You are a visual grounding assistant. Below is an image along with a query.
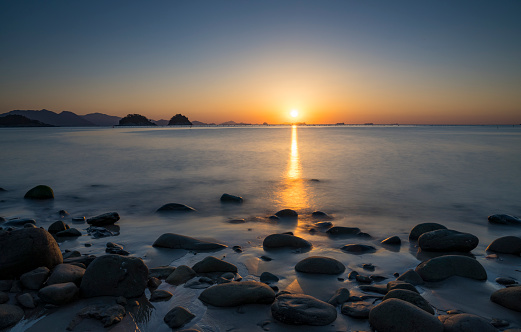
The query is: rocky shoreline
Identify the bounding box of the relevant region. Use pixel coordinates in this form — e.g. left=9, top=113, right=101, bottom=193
left=1, top=185, right=521, bottom=331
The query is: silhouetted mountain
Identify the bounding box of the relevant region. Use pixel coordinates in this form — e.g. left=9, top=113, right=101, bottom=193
left=168, top=114, right=192, bottom=125
left=0, top=114, right=54, bottom=127
left=82, top=113, right=121, bottom=126
left=220, top=120, right=251, bottom=125
left=153, top=119, right=169, bottom=126
left=118, top=114, right=156, bottom=126
left=1, top=109, right=95, bottom=126
left=191, top=120, right=207, bottom=125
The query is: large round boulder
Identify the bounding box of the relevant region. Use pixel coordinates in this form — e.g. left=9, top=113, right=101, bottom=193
left=490, top=286, right=521, bottom=312
left=263, top=234, right=311, bottom=249
left=418, top=229, right=478, bottom=252
left=153, top=233, right=226, bottom=251
left=415, top=255, right=487, bottom=282
left=0, top=304, right=24, bottom=329
left=199, top=281, right=275, bottom=307
left=438, top=313, right=497, bottom=332
left=486, top=236, right=521, bottom=255
left=271, top=293, right=337, bottom=326
left=409, top=223, right=447, bottom=240
left=24, top=185, right=54, bottom=199
left=192, top=256, right=237, bottom=273
left=0, top=227, right=62, bottom=279
left=369, top=298, right=443, bottom=332
left=295, top=256, right=345, bottom=275
left=80, top=255, right=148, bottom=298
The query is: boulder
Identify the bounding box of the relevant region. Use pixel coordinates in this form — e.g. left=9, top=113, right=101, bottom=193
left=149, top=266, right=176, bottom=279
left=86, top=212, right=120, bottom=226
left=383, top=289, right=434, bottom=314
left=150, top=289, right=173, bottom=302
left=164, top=306, right=195, bottom=329
left=0, top=304, right=24, bottom=329
left=153, top=233, right=227, bottom=251
left=418, top=229, right=478, bottom=252
left=38, top=282, right=79, bottom=305
left=326, top=226, right=360, bottom=236
left=295, top=256, right=345, bottom=275
left=387, top=280, right=419, bottom=293
left=220, top=193, right=243, bottom=203
left=271, top=293, right=337, bottom=326
left=24, top=185, right=54, bottom=199
left=488, top=214, right=521, bottom=225
left=490, top=286, right=521, bottom=312
left=0, top=227, right=62, bottom=279
left=381, top=236, right=401, bottom=245
left=199, top=281, right=275, bottom=307
left=17, top=293, right=35, bottom=308
left=486, top=236, right=521, bottom=255
left=80, top=255, right=148, bottom=298
left=260, top=272, right=279, bottom=284
left=192, top=256, right=237, bottom=273
left=415, top=255, right=487, bottom=282
left=47, top=263, right=85, bottom=285
left=263, top=234, right=311, bottom=249
left=496, top=277, right=517, bottom=285
left=341, top=244, right=376, bottom=254
left=328, top=288, right=350, bottom=306
left=409, top=223, right=447, bottom=240
left=438, top=313, right=497, bottom=332
left=341, top=301, right=373, bottom=318
left=20, top=266, right=50, bottom=290
left=156, top=203, right=196, bottom=213
left=311, top=211, right=332, bottom=220
left=48, top=220, right=69, bottom=234
left=369, top=298, right=443, bottom=332
left=396, top=269, right=424, bottom=285
left=165, top=265, right=196, bottom=285
left=274, top=209, right=298, bottom=218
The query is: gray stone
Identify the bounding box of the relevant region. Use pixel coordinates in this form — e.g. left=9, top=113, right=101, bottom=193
left=488, top=214, right=521, bottom=225
left=149, top=266, right=176, bottom=279
left=150, top=289, right=173, bottom=302
left=260, top=272, right=279, bottom=284
left=438, top=313, right=497, bottom=332
left=80, top=255, right=148, bottom=298
left=220, top=193, right=243, bottom=203
left=20, top=266, right=50, bottom=290
left=295, top=256, right=345, bottom=275
left=48, top=220, right=69, bottom=234
left=387, top=280, right=419, bottom=293
left=327, top=226, right=360, bottom=235
left=156, top=203, right=196, bottom=213
left=165, top=265, right=196, bottom=285
left=77, top=304, right=126, bottom=327
left=47, top=263, right=85, bottom=285
left=396, top=269, right=425, bottom=285
left=0, top=304, right=24, bottom=329
left=38, top=282, right=79, bottom=305
left=369, top=298, right=443, bottom=332
left=415, top=255, right=487, bottom=282
left=199, top=281, right=275, bottom=307
left=486, top=236, right=521, bottom=255
left=17, top=293, right=35, bottom=309
left=164, top=306, right=195, bottom=329
left=490, top=286, right=521, bottom=312
left=341, top=301, right=373, bottom=318
left=409, top=223, right=447, bottom=240
left=0, top=227, right=62, bottom=279
left=192, top=256, right=237, bottom=273
left=381, top=236, right=401, bottom=245
left=86, top=212, right=120, bottom=226
left=341, top=244, right=376, bottom=254
left=418, top=229, right=478, bottom=252
left=153, top=233, right=226, bottom=251
left=56, top=228, right=82, bottom=237
left=271, top=293, right=337, bottom=326
left=383, top=289, right=434, bottom=314
left=328, top=288, right=350, bottom=306
left=24, top=185, right=54, bottom=199
left=274, top=209, right=298, bottom=218
left=263, top=234, right=311, bottom=249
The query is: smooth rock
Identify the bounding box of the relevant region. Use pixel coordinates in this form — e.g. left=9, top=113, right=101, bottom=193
left=199, top=281, right=275, bottom=307
left=387, top=281, right=418, bottom=293
left=77, top=304, right=126, bottom=327
left=396, top=269, right=425, bottom=285
left=383, top=289, right=434, bottom=314
left=263, top=234, right=311, bottom=249
left=490, top=286, right=521, bottom=312
left=271, top=293, right=337, bottom=326
left=369, top=298, right=443, bottom=332
left=438, top=313, right=497, bottom=332
left=156, top=203, right=196, bottom=213
left=48, top=220, right=69, bottom=234
left=150, top=289, right=173, bottom=302
left=220, top=193, right=243, bottom=203
left=0, top=227, right=62, bottom=279
left=38, top=282, right=79, bottom=305
left=20, top=266, right=50, bottom=290
left=359, top=285, right=387, bottom=294
left=56, top=228, right=82, bottom=237
left=153, top=233, right=227, bottom=251
left=418, top=229, right=478, bottom=252
left=165, top=265, right=196, bottom=285
left=327, top=226, right=360, bottom=236
left=3, top=218, right=36, bottom=227
left=275, top=209, right=298, bottom=218
left=80, top=255, right=148, bottom=298
left=17, top=293, right=35, bottom=308
left=295, top=256, right=345, bottom=275
left=356, top=275, right=373, bottom=284
left=47, top=263, right=85, bottom=285
left=149, top=266, right=176, bottom=279
left=341, top=244, right=376, bottom=254
left=0, top=304, right=24, bottom=329
left=341, top=301, right=373, bottom=318
left=488, top=214, right=521, bottom=225
left=86, top=226, right=117, bottom=238
left=328, top=288, right=350, bottom=306
left=496, top=277, right=517, bottom=285
left=381, top=236, right=401, bottom=245
left=260, top=272, right=279, bottom=284
left=148, top=276, right=161, bottom=289
left=415, top=255, right=487, bottom=282
left=192, top=256, right=238, bottom=273
left=164, top=306, right=195, bottom=329
left=409, top=223, right=447, bottom=240
left=86, top=212, right=120, bottom=226
left=24, top=185, right=54, bottom=199
left=486, top=236, right=521, bottom=255
left=311, top=211, right=332, bottom=220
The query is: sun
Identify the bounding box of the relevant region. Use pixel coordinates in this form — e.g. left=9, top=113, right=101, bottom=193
left=290, top=109, right=299, bottom=118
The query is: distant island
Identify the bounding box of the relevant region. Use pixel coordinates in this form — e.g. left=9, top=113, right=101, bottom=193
left=118, top=114, right=157, bottom=126
left=168, top=114, right=192, bottom=125
left=0, top=114, right=54, bottom=127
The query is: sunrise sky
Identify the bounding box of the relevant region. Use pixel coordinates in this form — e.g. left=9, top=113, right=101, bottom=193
left=1, top=1, right=520, bottom=124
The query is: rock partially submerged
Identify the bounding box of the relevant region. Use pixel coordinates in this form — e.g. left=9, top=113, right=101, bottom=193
left=156, top=203, right=196, bottom=213
left=165, top=265, right=196, bottom=285
left=490, top=286, right=521, bottom=312
left=295, top=256, right=345, bottom=275
left=72, top=304, right=126, bottom=328
left=220, top=193, right=243, bottom=203
left=415, top=255, right=487, bottom=282
left=326, top=226, right=360, bottom=236
left=341, top=244, right=376, bottom=254
left=199, top=281, right=275, bottom=307
left=192, top=256, right=237, bottom=273
left=418, top=229, right=478, bottom=252
left=488, top=214, right=521, bottom=225
left=24, top=185, right=54, bottom=199
left=3, top=218, right=36, bottom=227
left=153, top=233, right=227, bottom=251
left=271, top=293, right=337, bottom=326
left=164, top=306, right=195, bottom=329
left=274, top=209, right=298, bottom=219
left=438, top=313, right=497, bottom=332
left=409, top=223, right=447, bottom=240
left=263, top=233, right=311, bottom=249
left=382, top=236, right=401, bottom=245
left=486, top=236, right=521, bottom=255
left=86, top=212, right=120, bottom=226
left=48, top=220, right=70, bottom=234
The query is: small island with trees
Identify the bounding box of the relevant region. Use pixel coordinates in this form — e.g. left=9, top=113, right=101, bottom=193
left=168, top=114, right=192, bottom=126
left=118, top=114, right=156, bottom=126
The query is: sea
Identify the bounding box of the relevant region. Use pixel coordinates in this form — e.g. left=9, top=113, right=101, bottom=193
left=1, top=125, right=521, bottom=331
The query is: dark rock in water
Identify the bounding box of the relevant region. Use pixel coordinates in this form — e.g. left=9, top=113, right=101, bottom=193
left=260, top=272, right=279, bottom=284
left=359, top=284, right=387, bottom=294
left=150, top=289, right=173, bottom=302
left=356, top=275, right=373, bottom=284
left=80, top=255, right=148, bottom=298
left=48, top=220, right=69, bottom=234
left=327, top=226, right=360, bottom=236
left=268, top=215, right=280, bottom=221
left=328, top=288, right=350, bottom=306
left=369, top=298, right=443, bottom=332
left=396, top=269, right=425, bottom=285
left=148, top=277, right=161, bottom=289
left=153, top=233, right=227, bottom=251
left=314, top=221, right=333, bottom=229
left=486, top=236, right=521, bottom=255
left=383, top=289, right=434, bottom=314
left=496, top=277, right=517, bottom=285
left=75, top=304, right=126, bottom=327
left=229, top=219, right=245, bottom=224
left=220, top=193, right=243, bottom=203
left=260, top=255, right=272, bottom=261
left=62, top=250, right=81, bottom=259
left=271, top=293, right=337, bottom=326
left=38, top=282, right=79, bottom=305
left=0, top=227, right=62, bottom=279
left=438, top=313, right=497, bottom=332
left=199, top=281, right=275, bottom=307
left=341, top=244, right=376, bottom=254
left=275, top=209, right=298, bottom=219
left=58, top=210, right=69, bottom=218
left=3, top=218, right=36, bottom=227
left=263, top=233, right=311, bottom=249
left=192, top=256, right=237, bottom=273
left=311, top=211, right=332, bottom=220
left=86, top=226, right=117, bottom=238
left=184, top=277, right=214, bottom=289
left=24, top=185, right=54, bottom=199
left=341, top=301, right=373, bottom=318
left=20, top=266, right=50, bottom=290
left=370, top=275, right=387, bottom=282
left=488, top=214, right=521, bottom=225
left=149, top=266, right=176, bottom=279
left=363, top=263, right=375, bottom=271
left=415, top=255, right=487, bottom=282
left=164, top=306, right=195, bottom=329
left=418, top=229, right=478, bottom=252
left=0, top=304, right=24, bottom=329
left=295, top=256, right=345, bottom=275
left=165, top=265, right=196, bottom=285
left=105, top=242, right=129, bottom=255
left=86, top=212, right=120, bottom=226
left=409, top=223, right=447, bottom=240
left=490, top=286, right=521, bottom=312
left=387, top=281, right=419, bottom=293
left=56, top=228, right=81, bottom=237
left=156, top=203, right=196, bottom=213
left=382, top=236, right=401, bottom=245
left=46, top=263, right=85, bottom=285
left=348, top=271, right=359, bottom=279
